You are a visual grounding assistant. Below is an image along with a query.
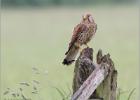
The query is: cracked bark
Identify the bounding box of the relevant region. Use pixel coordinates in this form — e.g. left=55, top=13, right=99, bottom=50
left=72, top=47, right=117, bottom=100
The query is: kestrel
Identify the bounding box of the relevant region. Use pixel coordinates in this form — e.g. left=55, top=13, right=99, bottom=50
left=62, top=13, right=97, bottom=65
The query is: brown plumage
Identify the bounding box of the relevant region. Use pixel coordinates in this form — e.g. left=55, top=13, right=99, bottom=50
left=63, top=13, right=97, bottom=65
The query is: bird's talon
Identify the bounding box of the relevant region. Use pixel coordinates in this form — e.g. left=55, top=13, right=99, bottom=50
left=85, top=44, right=89, bottom=48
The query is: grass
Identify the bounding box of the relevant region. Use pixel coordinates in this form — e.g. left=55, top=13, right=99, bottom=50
left=1, top=5, right=139, bottom=100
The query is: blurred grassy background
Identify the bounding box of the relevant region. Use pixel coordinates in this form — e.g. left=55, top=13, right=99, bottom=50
left=1, top=0, right=139, bottom=100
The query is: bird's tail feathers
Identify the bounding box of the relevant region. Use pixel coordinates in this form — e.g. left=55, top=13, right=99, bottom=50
left=63, top=45, right=80, bottom=65
left=65, top=44, right=73, bottom=55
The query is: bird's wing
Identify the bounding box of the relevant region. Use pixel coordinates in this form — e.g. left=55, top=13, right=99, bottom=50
left=65, top=24, right=88, bottom=55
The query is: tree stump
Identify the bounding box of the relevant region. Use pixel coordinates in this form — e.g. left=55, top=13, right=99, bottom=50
left=72, top=47, right=117, bottom=100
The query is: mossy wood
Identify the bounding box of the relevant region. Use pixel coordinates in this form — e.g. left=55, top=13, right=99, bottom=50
left=72, top=47, right=117, bottom=100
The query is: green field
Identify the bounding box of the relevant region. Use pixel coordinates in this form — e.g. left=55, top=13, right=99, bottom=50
left=1, top=5, right=139, bottom=100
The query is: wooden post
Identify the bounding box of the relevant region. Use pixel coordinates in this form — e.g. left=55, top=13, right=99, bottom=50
left=72, top=47, right=117, bottom=100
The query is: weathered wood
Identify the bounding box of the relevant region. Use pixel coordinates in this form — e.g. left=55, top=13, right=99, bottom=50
left=72, top=47, right=117, bottom=100
left=96, top=50, right=117, bottom=100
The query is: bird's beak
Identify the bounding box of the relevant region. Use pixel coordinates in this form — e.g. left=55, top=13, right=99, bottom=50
left=82, top=15, right=86, bottom=20
left=84, top=16, right=86, bottom=19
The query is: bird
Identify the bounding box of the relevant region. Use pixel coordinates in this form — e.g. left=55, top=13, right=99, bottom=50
left=62, top=13, right=97, bottom=65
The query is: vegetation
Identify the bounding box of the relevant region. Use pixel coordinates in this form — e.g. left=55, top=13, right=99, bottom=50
left=2, top=0, right=137, bottom=7
left=1, top=5, right=139, bottom=100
